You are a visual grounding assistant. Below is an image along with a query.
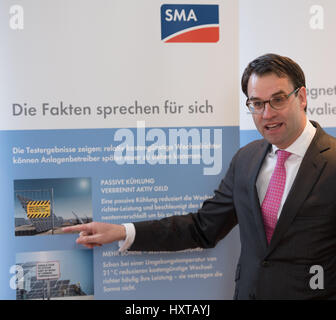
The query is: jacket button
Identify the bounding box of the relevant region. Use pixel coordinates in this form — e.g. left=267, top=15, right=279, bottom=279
left=261, top=260, right=270, bottom=267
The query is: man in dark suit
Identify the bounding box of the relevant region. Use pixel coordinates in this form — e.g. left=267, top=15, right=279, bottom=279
left=64, top=54, right=336, bottom=299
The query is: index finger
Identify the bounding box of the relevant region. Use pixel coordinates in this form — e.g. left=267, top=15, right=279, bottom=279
left=62, top=223, right=92, bottom=234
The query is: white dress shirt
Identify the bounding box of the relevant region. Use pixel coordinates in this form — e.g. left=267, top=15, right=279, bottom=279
left=118, top=223, right=136, bottom=252
left=119, top=119, right=317, bottom=251
left=256, top=118, right=316, bottom=219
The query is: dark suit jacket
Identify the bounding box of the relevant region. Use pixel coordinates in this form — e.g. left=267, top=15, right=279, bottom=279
left=130, top=121, right=336, bottom=299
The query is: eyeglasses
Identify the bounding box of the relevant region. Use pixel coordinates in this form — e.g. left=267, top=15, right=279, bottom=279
left=246, top=87, right=300, bottom=114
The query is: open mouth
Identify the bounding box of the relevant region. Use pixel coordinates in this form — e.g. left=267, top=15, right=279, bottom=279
left=265, top=123, right=283, bottom=131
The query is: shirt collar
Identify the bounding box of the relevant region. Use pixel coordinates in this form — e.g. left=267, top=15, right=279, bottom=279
left=271, top=118, right=316, bottom=157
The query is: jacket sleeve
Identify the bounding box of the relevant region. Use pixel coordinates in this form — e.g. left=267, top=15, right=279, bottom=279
left=130, top=155, right=239, bottom=252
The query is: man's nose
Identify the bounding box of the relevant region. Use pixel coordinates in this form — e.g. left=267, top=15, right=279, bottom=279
left=262, top=102, right=276, bottom=119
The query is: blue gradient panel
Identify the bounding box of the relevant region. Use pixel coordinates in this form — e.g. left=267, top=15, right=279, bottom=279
left=0, top=126, right=240, bottom=299
left=324, top=127, right=336, bottom=137
left=240, top=129, right=263, bottom=147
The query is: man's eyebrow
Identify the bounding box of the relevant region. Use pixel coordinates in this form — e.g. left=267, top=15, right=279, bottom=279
left=271, top=90, right=287, bottom=96
left=248, top=90, right=287, bottom=100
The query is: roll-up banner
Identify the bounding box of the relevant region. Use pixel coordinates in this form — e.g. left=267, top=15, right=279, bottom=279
left=240, top=0, right=336, bottom=146
left=1, top=1, right=240, bottom=299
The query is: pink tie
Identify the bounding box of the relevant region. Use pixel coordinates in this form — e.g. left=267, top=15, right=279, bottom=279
left=261, top=150, right=291, bottom=244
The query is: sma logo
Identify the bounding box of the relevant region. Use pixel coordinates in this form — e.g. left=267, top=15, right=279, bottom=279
left=161, top=4, right=219, bottom=43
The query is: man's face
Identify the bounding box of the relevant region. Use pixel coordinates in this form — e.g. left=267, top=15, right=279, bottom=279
left=247, top=73, right=307, bottom=149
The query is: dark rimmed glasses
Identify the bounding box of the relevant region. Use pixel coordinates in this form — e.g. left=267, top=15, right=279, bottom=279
left=246, top=87, right=300, bottom=114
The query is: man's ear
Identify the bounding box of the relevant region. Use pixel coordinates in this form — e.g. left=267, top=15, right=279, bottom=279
left=298, top=86, right=307, bottom=111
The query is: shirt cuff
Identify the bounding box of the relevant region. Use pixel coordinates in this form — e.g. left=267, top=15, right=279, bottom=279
left=118, top=223, right=136, bottom=252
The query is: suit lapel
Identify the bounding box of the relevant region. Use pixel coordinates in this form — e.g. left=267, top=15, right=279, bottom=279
left=266, top=123, right=330, bottom=256
left=248, top=140, right=270, bottom=251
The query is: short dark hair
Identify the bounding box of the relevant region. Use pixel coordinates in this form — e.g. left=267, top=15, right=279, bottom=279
left=241, top=53, right=306, bottom=97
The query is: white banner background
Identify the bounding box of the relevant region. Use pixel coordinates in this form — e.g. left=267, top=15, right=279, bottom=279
left=0, top=0, right=240, bottom=300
